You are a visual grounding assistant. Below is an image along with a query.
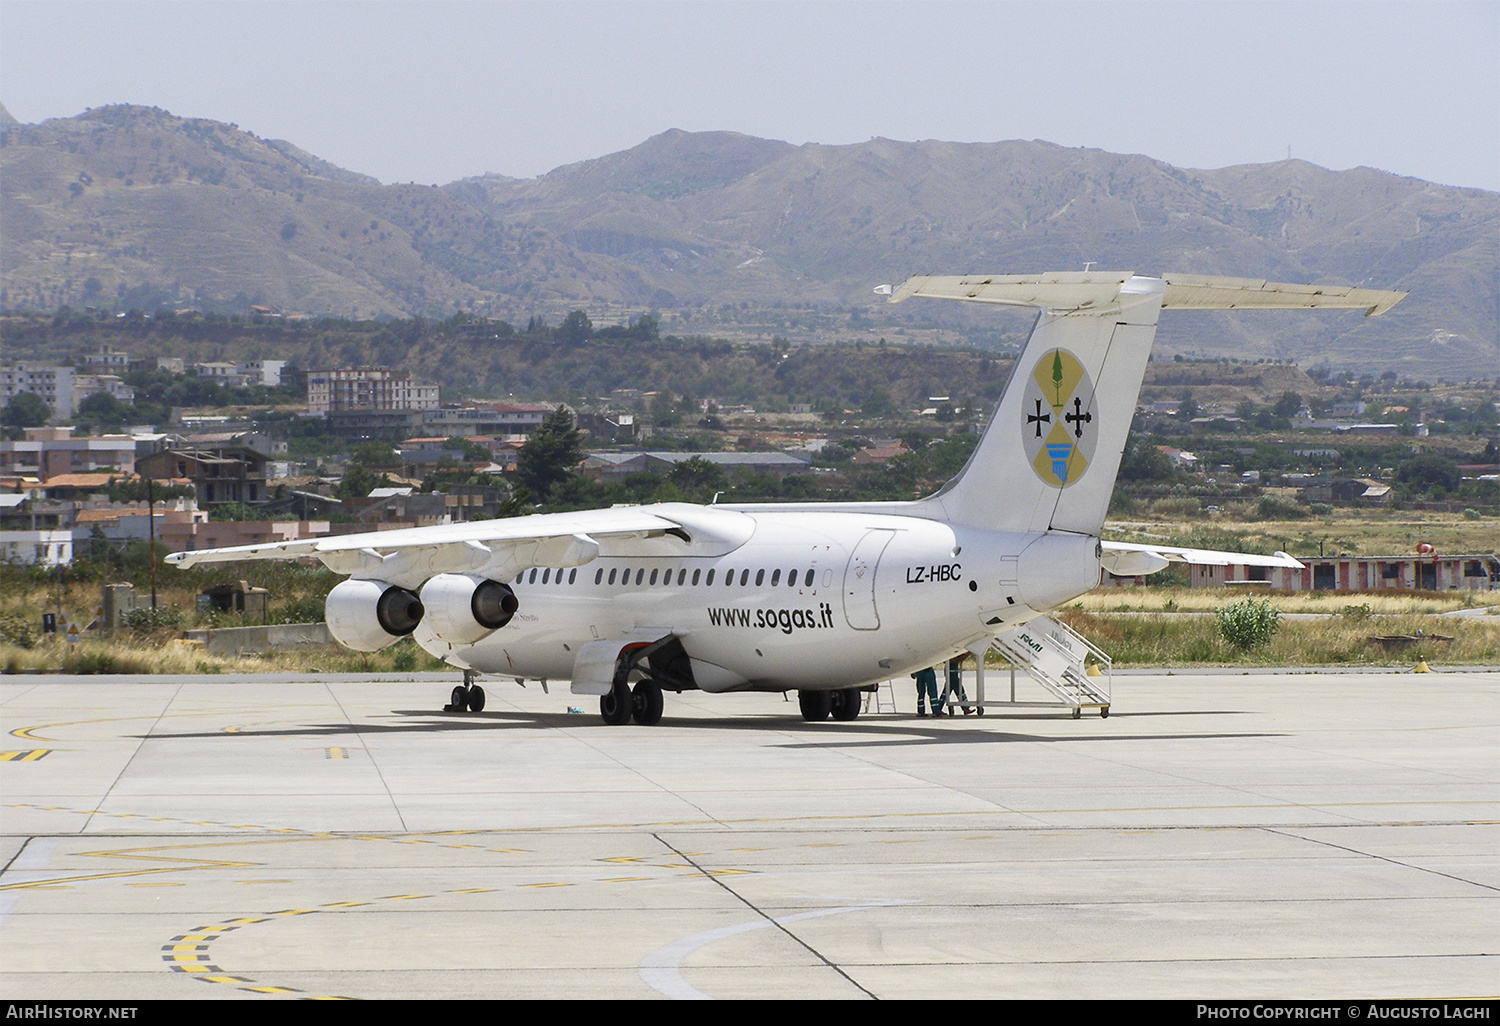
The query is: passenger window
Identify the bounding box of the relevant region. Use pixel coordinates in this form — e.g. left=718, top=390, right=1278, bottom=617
left=570, top=569, right=577, bottom=584
left=529, top=568, right=538, bottom=584
left=805, top=569, right=814, bottom=587
left=595, top=568, right=603, bottom=585
left=677, top=568, right=687, bottom=586
left=705, top=569, right=715, bottom=586
left=635, top=568, right=645, bottom=586
left=788, top=568, right=797, bottom=587
left=725, top=569, right=734, bottom=587
left=692, top=569, right=701, bottom=586
left=649, top=568, right=659, bottom=585
left=542, top=568, right=551, bottom=584
left=771, top=569, right=781, bottom=586
left=608, top=568, right=617, bottom=585
left=740, top=569, right=749, bottom=587
left=755, top=569, right=765, bottom=586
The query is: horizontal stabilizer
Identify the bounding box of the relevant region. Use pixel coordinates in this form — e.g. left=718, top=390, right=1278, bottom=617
left=1160, top=274, right=1406, bottom=316
left=1101, top=540, right=1305, bottom=577
left=887, top=272, right=1405, bottom=316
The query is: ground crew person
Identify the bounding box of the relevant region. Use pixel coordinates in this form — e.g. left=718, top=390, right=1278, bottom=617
left=947, top=655, right=973, bottom=715
left=913, top=666, right=939, bottom=716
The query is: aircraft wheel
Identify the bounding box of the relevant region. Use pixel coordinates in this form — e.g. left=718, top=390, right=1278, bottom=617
left=830, top=687, right=862, bottom=721
left=468, top=685, right=485, bottom=713
left=600, top=681, right=633, bottom=725
left=631, top=680, right=664, bottom=725
left=448, top=685, right=469, bottom=712
left=797, top=689, right=832, bottom=722
left=976, top=707, right=985, bottom=717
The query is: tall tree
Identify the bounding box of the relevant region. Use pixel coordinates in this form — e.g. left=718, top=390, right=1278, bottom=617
left=516, top=407, right=583, bottom=500
left=1, top=391, right=51, bottom=428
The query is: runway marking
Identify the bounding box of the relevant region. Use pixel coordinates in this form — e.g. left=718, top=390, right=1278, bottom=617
left=0, top=750, right=52, bottom=761
left=640, top=902, right=906, bottom=1000
left=0, top=838, right=264, bottom=890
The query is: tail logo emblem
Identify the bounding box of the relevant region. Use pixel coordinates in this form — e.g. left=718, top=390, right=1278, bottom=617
left=1022, top=348, right=1096, bottom=487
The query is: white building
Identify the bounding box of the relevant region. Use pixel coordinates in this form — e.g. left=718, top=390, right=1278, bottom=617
left=1, top=363, right=76, bottom=418
left=307, top=369, right=440, bottom=415
left=0, top=529, right=75, bottom=567
left=238, top=360, right=287, bottom=387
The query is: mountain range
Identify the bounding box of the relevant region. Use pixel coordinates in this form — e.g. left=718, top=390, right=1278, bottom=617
left=2, top=104, right=1494, bottom=377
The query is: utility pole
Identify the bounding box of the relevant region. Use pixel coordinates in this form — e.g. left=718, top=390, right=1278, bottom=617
left=146, top=475, right=158, bottom=611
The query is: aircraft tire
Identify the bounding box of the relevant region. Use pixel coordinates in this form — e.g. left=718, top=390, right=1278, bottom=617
left=449, top=685, right=469, bottom=712
left=830, top=687, right=862, bottom=721
left=468, top=685, right=485, bottom=713
left=798, top=690, right=832, bottom=722
left=631, top=680, right=664, bottom=725
left=600, top=681, right=633, bottom=725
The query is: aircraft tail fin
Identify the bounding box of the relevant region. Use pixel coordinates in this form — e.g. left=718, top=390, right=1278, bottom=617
left=888, top=272, right=1404, bottom=536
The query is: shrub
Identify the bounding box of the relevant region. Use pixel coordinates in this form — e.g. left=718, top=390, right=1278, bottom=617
left=1251, top=495, right=1307, bottom=520
left=0, top=612, right=37, bottom=649
left=1215, top=598, right=1281, bottom=649
left=121, top=606, right=183, bottom=635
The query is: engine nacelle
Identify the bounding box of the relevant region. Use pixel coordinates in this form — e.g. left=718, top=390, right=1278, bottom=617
left=325, top=578, right=425, bottom=652
left=418, top=573, right=518, bottom=645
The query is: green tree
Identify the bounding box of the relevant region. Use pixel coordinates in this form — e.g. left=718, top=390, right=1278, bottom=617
left=76, top=391, right=131, bottom=428
left=336, top=465, right=391, bottom=499
left=1397, top=453, right=1461, bottom=495
left=556, top=310, right=593, bottom=345
left=351, top=441, right=398, bottom=468
left=666, top=456, right=727, bottom=501
left=516, top=407, right=583, bottom=500
left=2, top=391, right=52, bottom=428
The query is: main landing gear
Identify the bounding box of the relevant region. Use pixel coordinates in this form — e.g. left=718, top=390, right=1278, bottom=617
left=799, top=688, right=864, bottom=722
left=600, top=679, right=664, bottom=725
left=444, top=670, right=486, bottom=713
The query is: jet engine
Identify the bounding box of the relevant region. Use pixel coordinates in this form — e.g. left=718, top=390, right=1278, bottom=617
left=324, top=578, right=425, bottom=652
left=418, top=573, right=518, bottom=645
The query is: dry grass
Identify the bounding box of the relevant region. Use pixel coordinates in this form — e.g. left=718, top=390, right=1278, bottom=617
left=1107, top=507, right=1499, bottom=560
left=1051, top=609, right=1500, bottom=668
left=0, top=634, right=445, bottom=676
left=1071, top=586, right=1493, bottom=615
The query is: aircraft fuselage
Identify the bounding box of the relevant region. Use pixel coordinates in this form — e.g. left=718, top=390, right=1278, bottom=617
left=420, top=509, right=1102, bottom=691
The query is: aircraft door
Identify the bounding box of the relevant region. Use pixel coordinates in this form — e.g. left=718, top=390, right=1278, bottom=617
left=842, top=529, right=895, bottom=630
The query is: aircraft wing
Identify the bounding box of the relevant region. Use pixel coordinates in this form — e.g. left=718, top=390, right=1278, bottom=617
left=165, top=506, right=725, bottom=589
left=1100, top=540, right=1305, bottom=577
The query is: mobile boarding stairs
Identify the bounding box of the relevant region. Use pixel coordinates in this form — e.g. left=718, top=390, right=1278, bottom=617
left=931, top=615, right=1111, bottom=718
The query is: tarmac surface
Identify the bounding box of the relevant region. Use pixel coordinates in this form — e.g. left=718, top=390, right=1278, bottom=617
left=2, top=668, right=1497, bottom=1000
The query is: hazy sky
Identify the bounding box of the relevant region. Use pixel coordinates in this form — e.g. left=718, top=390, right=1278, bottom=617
left=4, top=1, right=1497, bottom=191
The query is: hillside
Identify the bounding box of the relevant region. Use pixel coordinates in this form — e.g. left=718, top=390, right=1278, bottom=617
left=2, top=105, right=1495, bottom=377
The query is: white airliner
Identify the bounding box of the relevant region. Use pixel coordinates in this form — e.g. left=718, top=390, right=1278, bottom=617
left=169, top=272, right=1404, bottom=724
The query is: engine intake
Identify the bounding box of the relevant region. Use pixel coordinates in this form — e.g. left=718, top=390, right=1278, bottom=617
left=418, top=574, right=519, bottom=645
left=325, top=579, right=425, bottom=652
